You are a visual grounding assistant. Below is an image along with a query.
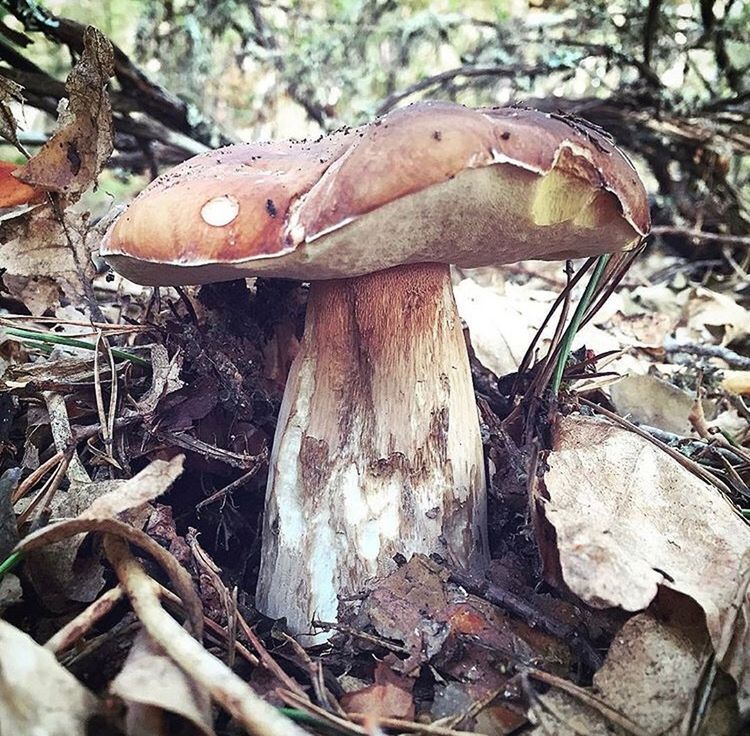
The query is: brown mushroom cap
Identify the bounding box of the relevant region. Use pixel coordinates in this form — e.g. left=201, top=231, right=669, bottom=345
left=101, top=102, right=650, bottom=285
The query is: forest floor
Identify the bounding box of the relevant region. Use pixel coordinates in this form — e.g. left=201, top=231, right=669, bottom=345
left=1, top=207, right=749, bottom=734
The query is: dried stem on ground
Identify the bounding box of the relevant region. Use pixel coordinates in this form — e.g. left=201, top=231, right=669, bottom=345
left=103, top=534, right=309, bottom=736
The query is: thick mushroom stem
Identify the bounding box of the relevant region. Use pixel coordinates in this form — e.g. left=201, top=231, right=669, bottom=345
left=256, top=262, right=487, bottom=643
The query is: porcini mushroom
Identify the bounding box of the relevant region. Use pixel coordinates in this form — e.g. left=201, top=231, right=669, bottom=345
left=101, top=102, right=650, bottom=643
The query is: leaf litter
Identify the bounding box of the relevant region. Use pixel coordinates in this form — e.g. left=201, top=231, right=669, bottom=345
left=1, top=25, right=750, bottom=736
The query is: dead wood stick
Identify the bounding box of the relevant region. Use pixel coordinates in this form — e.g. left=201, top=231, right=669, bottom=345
left=45, top=585, right=124, bottom=654
left=104, top=534, right=308, bottom=736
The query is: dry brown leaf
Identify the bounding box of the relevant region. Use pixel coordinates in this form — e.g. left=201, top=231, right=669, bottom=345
left=722, top=370, right=750, bottom=396
left=454, top=278, right=552, bottom=377
left=609, top=373, right=716, bottom=436
left=354, top=553, right=566, bottom=733
left=23, top=456, right=184, bottom=610
left=82, top=456, right=185, bottom=519
left=0, top=160, right=43, bottom=208
left=110, top=627, right=214, bottom=736
left=340, top=661, right=415, bottom=721
left=0, top=619, right=100, bottom=735
left=0, top=77, right=27, bottom=155
left=606, top=309, right=676, bottom=349
left=454, top=277, right=629, bottom=380
left=0, top=208, right=94, bottom=315
left=679, top=286, right=750, bottom=346
left=135, top=344, right=184, bottom=416
left=15, top=26, right=113, bottom=198
left=355, top=555, right=451, bottom=673
left=3, top=354, right=105, bottom=389
left=529, top=611, right=740, bottom=735
left=540, top=414, right=750, bottom=713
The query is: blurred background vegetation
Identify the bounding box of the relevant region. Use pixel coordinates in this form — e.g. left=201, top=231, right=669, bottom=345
left=0, top=0, right=748, bottom=245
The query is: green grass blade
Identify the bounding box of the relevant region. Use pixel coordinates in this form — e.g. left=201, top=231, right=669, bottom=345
left=3, top=327, right=150, bottom=368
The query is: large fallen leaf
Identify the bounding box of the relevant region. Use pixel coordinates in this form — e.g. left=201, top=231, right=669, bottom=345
left=15, top=26, right=113, bottom=198
left=454, top=278, right=553, bottom=377
left=609, top=373, right=716, bottom=436
left=530, top=611, right=740, bottom=735
left=539, top=414, right=750, bottom=713
left=0, top=619, right=100, bottom=735
left=110, top=627, right=214, bottom=736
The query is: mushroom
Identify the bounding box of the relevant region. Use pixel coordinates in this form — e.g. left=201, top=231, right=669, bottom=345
left=101, top=101, right=650, bottom=643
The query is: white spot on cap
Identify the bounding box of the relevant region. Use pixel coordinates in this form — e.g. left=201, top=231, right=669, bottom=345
left=289, top=222, right=306, bottom=245
left=200, top=195, right=239, bottom=227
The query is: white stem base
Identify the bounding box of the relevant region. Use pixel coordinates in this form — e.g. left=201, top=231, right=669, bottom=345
left=256, top=263, right=487, bottom=643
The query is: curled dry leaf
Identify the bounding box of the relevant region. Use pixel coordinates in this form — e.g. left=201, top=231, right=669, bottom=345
left=0, top=76, right=27, bottom=155
left=81, top=455, right=185, bottom=519
left=0, top=619, right=100, bottom=736
left=15, top=26, right=114, bottom=199
left=679, top=286, right=750, bottom=346
left=3, top=353, right=110, bottom=390
left=104, top=535, right=308, bottom=736
left=22, top=456, right=185, bottom=611
left=539, top=414, right=750, bottom=714
left=16, top=520, right=203, bottom=639
left=110, top=627, right=214, bottom=736
left=134, top=343, right=184, bottom=416
left=529, top=611, right=740, bottom=735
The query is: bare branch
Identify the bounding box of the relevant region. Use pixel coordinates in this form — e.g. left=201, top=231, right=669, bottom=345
left=376, top=63, right=564, bottom=116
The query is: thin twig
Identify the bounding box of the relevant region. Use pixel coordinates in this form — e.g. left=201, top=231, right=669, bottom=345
left=11, top=450, right=64, bottom=503
left=104, top=535, right=308, bottom=736
left=195, top=463, right=265, bottom=510
left=651, top=226, right=750, bottom=246
left=45, top=585, right=125, bottom=654
left=525, top=667, right=651, bottom=736
left=376, top=63, right=567, bottom=115
left=155, top=583, right=260, bottom=669
left=665, top=338, right=750, bottom=370
left=236, top=612, right=307, bottom=697
left=281, top=632, right=343, bottom=713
